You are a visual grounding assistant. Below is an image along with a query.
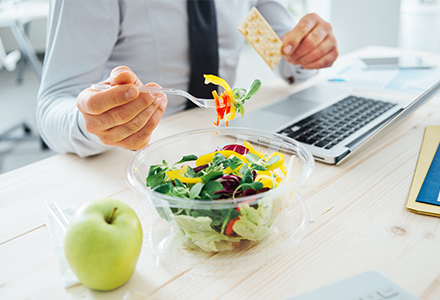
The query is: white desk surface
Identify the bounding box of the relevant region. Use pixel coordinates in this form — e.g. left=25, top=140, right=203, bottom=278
left=1, top=46, right=440, bottom=299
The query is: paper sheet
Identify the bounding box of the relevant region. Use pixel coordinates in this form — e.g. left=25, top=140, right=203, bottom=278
left=323, top=64, right=440, bottom=93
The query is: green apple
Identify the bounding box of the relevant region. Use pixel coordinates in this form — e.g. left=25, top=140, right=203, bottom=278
left=64, top=198, right=143, bottom=291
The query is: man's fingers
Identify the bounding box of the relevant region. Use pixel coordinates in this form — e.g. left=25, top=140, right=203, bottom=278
left=301, top=47, right=338, bottom=70
left=106, top=94, right=165, bottom=140
left=291, top=21, right=331, bottom=60
left=115, top=103, right=167, bottom=150
left=77, top=84, right=140, bottom=115
left=293, top=32, right=337, bottom=66
left=81, top=82, right=166, bottom=131
left=83, top=92, right=156, bottom=133
left=98, top=94, right=167, bottom=149
left=282, top=13, right=319, bottom=56
left=282, top=13, right=338, bottom=70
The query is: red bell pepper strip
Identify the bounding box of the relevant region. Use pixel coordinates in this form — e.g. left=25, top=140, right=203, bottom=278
left=225, top=208, right=241, bottom=237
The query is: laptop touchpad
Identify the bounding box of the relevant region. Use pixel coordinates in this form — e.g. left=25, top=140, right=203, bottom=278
left=229, top=110, right=292, bottom=131
left=266, top=97, right=320, bottom=118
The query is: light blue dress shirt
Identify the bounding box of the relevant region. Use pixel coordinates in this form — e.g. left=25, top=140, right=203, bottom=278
left=37, top=0, right=317, bottom=157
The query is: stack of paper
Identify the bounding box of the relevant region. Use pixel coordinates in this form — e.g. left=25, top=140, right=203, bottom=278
left=406, top=126, right=440, bottom=216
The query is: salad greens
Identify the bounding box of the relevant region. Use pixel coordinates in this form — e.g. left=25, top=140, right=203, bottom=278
left=145, top=142, right=288, bottom=252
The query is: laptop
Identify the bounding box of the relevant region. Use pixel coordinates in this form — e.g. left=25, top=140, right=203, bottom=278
left=286, top=271, right=419, bottom=300
left=229, top=80, right=440, bottom=165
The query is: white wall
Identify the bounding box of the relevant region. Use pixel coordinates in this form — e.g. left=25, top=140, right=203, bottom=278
left=304, top=0, right=402, bottom=55
left=399, top=1, right=440, bottom=52
left=1, top=0, right=438, bottom=57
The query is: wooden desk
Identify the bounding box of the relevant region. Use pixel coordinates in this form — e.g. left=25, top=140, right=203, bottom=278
left=1, top=47, right=440, bottom=299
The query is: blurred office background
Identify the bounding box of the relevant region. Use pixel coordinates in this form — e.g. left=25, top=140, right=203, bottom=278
left=1, top=0, right=439, bottom=174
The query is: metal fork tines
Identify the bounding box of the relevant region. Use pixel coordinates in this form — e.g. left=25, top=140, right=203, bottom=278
left=91, top=84, right=216, bottom=109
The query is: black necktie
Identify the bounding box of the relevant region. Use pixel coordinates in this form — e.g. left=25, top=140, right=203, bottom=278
left=186, top=0, right=219, bottom=109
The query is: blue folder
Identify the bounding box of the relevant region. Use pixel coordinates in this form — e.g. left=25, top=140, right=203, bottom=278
left=416, top=143, right=440, bottom=206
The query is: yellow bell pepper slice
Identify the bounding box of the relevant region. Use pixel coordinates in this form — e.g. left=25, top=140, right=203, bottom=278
left=204, top=74, right=234, bottom=101
left=243, top=140, right=265, bottom=158
left=279, top=164, right=287, bottom=176
left=196, top=150, right=246, bottom=166
left=265, top=152, right=285, bottom=171
left=166, top=165, right=202, bottom=183
left=225, top=107, right=237, bottom=122
left=255, top=173, right=275, bottom=189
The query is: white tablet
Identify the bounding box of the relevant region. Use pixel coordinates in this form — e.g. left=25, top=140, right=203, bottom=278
left=358, top=55, right=436, bottom=69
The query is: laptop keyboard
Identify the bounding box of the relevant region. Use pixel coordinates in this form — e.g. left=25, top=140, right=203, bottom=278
left=278, top=95, right=397, bottom=149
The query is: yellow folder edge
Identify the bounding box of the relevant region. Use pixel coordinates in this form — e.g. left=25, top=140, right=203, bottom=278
left=406, top=125, right=440, bottom=216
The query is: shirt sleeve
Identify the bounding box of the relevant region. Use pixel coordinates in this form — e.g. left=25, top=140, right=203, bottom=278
left=256, top=0, right=318, bottom=83
left=36, top=0, right=120, bottom=157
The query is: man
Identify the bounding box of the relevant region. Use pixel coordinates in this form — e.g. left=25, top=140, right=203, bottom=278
left=37, top=0, right=338, bottom=157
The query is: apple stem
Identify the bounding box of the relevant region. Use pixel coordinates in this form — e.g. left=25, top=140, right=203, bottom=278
left=106, top=207, right=118, bottom=224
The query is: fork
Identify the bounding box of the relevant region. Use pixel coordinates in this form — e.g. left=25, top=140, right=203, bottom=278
left=91, top=83, right=216, bottom=109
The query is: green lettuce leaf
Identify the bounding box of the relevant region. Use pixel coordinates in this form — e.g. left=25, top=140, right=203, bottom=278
left=174, top=215, right=242, bottom=252
left=232, top=201, right=274, bottom=241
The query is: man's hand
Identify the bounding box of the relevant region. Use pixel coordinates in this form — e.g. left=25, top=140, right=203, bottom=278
left=76, top=66, right=167, bottom=151
left=282, top=13, right=338, bottom=69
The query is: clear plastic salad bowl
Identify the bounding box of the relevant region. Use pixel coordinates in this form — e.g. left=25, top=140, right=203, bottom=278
left=125, top=127, right=314, bottom=272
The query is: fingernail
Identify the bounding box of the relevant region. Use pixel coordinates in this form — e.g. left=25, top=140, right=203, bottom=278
left=283, top=44, right=293, bottom=55
left=112, top=68, right=127, bottom=79
left=126, top=87, right=138, bottom=99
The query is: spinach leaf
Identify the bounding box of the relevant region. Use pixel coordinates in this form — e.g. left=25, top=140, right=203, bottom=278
left=185, top=166, right=197, bottom=178
left=240, top=182, right=264, bottom=191
left=227, top=156, right=243, bottom=171
left=235, top=103, right=245, bottom=117
left=265, top=155, right=280, bottom=166
left=239, top=163, right=250, bottom=176
left=174, top=178, right=184, bottom=187
left=174, top=155, right=198, bottom=165
left=189, top=182, right=204, bottom=199
left=244, top=79, right=262, bottom=100
left=240, top=168, right=254, bottom=184
left=146, top=170, right=166, bottom=188
left=148, top=164, right=163, bottom=176
left=212, top=152, right=227, bottom=167
left=201, top=171, right=224, bottom=183
left=220, top=208, right=241, bottom=221
left=200, top=181, right=223, bottom=199
left=230, top=209, right=241, bottom=220
left=250, top=163, right=266, bottom=171
left=162, top=160, right=169, bottom=168
left=245, top=152, right=260, bottom=163
left=153, top=182, right=173, bottom=194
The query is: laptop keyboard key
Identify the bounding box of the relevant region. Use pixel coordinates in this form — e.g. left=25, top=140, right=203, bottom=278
left=277, top=95, right=397, bottom=149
